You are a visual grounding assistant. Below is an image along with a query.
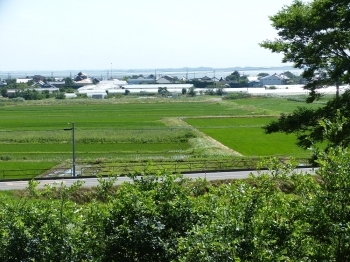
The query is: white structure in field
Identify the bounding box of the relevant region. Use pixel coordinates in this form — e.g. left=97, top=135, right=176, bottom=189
left=77, top=79, right=194, bottom=97
left=16, top=78, right=33, bottom=84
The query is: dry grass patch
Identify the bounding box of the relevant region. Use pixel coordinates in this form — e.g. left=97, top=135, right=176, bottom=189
left=162, top=117, right=242, bottom=157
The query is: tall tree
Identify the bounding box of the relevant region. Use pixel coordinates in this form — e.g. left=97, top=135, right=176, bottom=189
left=225, top=71, right=240, bottom=81
left=257, top=73, right=269, bottom=78
left=260, top=0, right=350, bottom=102
left=261, top=0, right=350, bottom=152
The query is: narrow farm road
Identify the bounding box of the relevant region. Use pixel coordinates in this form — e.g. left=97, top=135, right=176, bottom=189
left=0, top=168, right=316, bottom=191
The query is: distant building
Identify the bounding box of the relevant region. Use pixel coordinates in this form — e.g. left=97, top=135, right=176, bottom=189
left=32, top=75, right=46, bottom=82
left=247, top=76, right=260, bottom=87
left=74, top=78, right=93, bottom=85
left=48, top=81, right=65, bottom=88
left=0, top=80, right=7, bottom=87
left=31, top=81, right=58, bottom=88
left=259, top=73, right=290, bottom=86
left=16, top=78, right=32, bottom=84
left=72, top=72, right=94, bottom=86
left=156, top=75, right=176, bottom=84
left=198, top=76, right=213, bottom=82
left=74, top=72, right=88, bottom=81
left=127, top=76, right=155, bottom=85
left=40, top=83, right=57, bottom=88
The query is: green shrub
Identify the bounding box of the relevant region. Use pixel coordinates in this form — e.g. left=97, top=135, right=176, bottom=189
left=55, top=92, right=66, bottom=99
left=10, top=97, right=25, bottom=102
left=0, top=155, right=11, bottom=161
left=223, top=92, right=251, bottom=100
left=187, top=87, right=196, bottom=97
left=205, top=88, right=215, bottom=95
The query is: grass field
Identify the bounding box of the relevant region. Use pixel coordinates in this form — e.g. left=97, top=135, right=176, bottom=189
left=184, top=117, right=310, bottom=157
left=0, top=95, right=325, bottom=177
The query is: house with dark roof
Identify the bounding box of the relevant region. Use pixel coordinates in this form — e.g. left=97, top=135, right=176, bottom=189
left=127, top=76, right=155, bottom=85
left=247, top=76, right=260, bottom=87
left=32, top=75, right=46, bottom=82
left=200, top=76, right=213, bottom=82
left=40, top=83, right=57, bottom=88
left=48, top=81, right=65, bottom=87
left=156, top=75, right=176, bottom=84
left=74, top=72, right=88, bottom=81
left=31, top=81, right=60, bottom=89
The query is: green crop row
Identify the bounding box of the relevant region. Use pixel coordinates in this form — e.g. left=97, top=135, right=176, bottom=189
left=0, top=129, right=195, bottom=144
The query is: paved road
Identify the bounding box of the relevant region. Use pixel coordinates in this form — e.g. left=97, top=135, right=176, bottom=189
left=0, top=168, right=316, bottom=191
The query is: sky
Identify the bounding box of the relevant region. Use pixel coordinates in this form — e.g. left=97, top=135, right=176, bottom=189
left=0, top=0, right=296, bottom=71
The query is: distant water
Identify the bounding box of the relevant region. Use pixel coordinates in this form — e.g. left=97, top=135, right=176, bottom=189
left=0, top=68, right=303, bottom=80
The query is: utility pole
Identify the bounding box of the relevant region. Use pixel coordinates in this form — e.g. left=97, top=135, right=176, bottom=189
left=72, top=122, right=75, bottom=177
left=111, top=63, right=113, bottom=79
left=214, top=70, right=216, bottom=87
left=64, top=123, right=76, bottom=177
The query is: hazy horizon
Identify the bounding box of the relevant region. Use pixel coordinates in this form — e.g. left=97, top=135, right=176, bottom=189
left=0, top=66, right=303, bottom=80
left=0, top=0, right=296, bottom=71
left=1, top=65, right=295, bottom=72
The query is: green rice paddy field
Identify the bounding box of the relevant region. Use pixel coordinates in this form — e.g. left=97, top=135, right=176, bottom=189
left=0, top=96, right=324, bottom=175
left=184, top=117, right=308, bottom=157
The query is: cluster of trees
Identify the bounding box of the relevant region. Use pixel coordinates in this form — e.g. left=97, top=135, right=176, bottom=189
left=0, top=78, right=71, bottom=100
left=188, top=79, right=213, bottom=88
left=225, top=70, right=248, bottom=84
left=10, top=89, right=66, bottom=100
left=282, top=71, right=303, bottom=84
left=204, top=87, right=225, bottom=96
left=158, top=87, right=170, bottom=96
left=0, top=79, right=34, bottom=96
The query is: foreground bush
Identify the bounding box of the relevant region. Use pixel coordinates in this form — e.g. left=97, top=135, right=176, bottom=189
left=0, top=145, right=350, bottom=261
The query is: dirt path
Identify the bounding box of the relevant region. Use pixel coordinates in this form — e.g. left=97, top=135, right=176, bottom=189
left=162, top=117, right=242, bottom=157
